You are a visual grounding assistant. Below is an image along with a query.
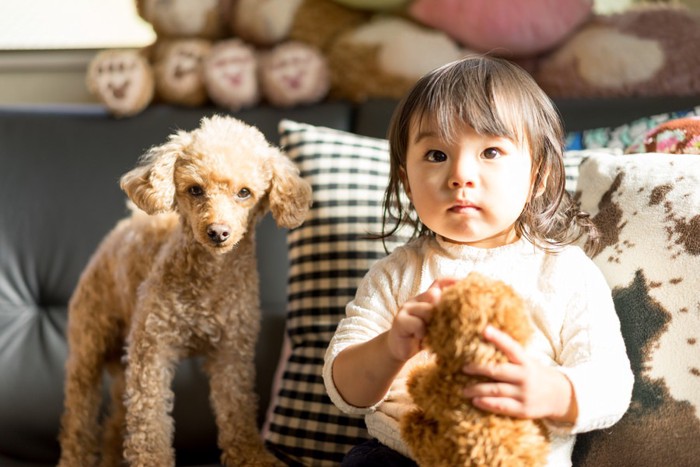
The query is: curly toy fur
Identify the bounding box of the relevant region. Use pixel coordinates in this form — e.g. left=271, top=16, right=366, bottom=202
left=58, top=115, right=311, bottom=467
left=402, top=272, right=549, bottom=467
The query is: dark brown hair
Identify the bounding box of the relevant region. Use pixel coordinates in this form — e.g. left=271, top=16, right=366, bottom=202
left=381, top=55, right=599, bottom=254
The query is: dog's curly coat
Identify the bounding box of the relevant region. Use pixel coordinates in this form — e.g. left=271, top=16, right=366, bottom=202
left=58, top=115, right=311, bottom=467
left=401, top=272, right=549, bottom=467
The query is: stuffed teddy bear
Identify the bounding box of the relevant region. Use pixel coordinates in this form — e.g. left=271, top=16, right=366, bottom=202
left=534, top=4, right=700, bottom=98
left=231, top=0, right=370, bottom=49
left=408, top=0, right=594, bottom=57
left=401, top=272, right=549, bottom=467
left=152, top=39, right=212, bottom=107
left=231, top=0, right=470, bottom=103
left=203, top=38, right=260, bottom=111
left=87, top=0, right=331, bottom=117
left=258, top=41, right=331, bottom=108
left=87, top=39, right=214, bottom=117
left=86, top=49, right=155, bottom=118
left=203, top=38, right=329, bottom=111
left=135, top=0, right=232, bottom=40
left=325, top=15, right=469, bottom=102
left=87, top=0, right=225, bottom=116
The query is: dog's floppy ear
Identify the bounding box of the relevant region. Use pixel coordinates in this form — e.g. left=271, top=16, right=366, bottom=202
left=120, top=130, right=192, bottom=214
left=267, top=149, right=312, bottom=229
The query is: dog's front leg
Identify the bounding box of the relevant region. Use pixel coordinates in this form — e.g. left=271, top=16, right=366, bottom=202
left=123, top=312, right=179, bottom=467
left=206, top=347, right=281, bottom=467
left=100, top=363, right=127, bottom=467
left=58, top=340, right=106, bottom=467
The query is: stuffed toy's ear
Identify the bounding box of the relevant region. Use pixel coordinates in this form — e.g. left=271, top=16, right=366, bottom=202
left=267, top=149, right=312, bottom=228
left=119, top=130, right=192, bottom=214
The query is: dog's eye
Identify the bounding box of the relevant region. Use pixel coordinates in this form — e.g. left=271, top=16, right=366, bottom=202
left=236, top=187, right=251, bottom=200
left=188, top=185, right=204, bottom=197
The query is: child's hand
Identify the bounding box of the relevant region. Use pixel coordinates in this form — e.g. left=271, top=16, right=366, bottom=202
left=462, top=325, right=578, bottom=424
left=387, top=278, right=457, bottom=362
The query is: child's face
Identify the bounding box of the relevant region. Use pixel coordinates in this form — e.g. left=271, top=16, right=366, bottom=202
left=403, top=120, right=533, bottom=248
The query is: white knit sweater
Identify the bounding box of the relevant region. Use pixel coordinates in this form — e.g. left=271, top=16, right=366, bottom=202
left=323, top=235, right=633, bottom=466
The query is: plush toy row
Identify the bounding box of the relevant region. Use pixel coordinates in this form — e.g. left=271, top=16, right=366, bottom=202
left=88, top=0, right=700, bottom=117
left=88, top=39, right=329, bottom=117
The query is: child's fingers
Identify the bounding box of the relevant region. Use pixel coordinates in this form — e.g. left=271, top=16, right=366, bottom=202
left=463, top=381, right=521, bottom=400
left=471, top=396, right=524, bottom=418
left=415, top=287, right=440, bottom=305
left=414, top=278, right=459, bottom=304
left=401, top=301, right=434, bottom=326
left=482, top=325, right=528, bottom=365
left=394, top=313, right=426, bottom=340
left=463, top=361, right=523, bottom=385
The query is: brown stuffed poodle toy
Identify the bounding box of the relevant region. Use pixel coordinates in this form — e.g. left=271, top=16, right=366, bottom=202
left=401, top=272, right=549, bottom=467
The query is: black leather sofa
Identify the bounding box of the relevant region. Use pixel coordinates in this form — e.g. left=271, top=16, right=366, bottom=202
left=1, top=96, right=699, bottom=466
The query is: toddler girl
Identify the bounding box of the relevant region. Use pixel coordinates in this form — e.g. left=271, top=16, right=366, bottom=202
left=322, top=56, right=633, bottom=466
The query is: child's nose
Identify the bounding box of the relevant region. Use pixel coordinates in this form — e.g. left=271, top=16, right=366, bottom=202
left=449, top=160, right=476, bottom=188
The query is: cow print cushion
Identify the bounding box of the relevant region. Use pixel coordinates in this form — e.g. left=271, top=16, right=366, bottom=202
left=573, top=152, right=700, bottom=466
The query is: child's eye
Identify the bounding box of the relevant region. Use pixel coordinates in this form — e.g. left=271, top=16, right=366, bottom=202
left=425, top=150, right=447, bottom=163
left=483, top=148, right=502, bottom=160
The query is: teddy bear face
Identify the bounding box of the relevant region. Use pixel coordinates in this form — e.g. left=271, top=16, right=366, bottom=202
left=154, top=39, right=211, bottom=106
left=203, top=39, right=260, bottom=111
left=86, top=50, right=155, bottom=118
left=425, top=272, right=532, bottom=367
left=259, top=42, right=330, bottom=107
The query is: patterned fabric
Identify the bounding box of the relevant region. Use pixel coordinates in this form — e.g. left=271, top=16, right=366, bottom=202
left=625, top=116, right=700, bottom=154
left=572, top=152, right=700, bottom=466
left=263, top=120, right=409, bottom=465
left=565, top=106, right=700, bottom=151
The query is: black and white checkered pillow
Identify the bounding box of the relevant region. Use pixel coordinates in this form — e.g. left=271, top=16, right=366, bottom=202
left=263, top=120, right=408, bottom=465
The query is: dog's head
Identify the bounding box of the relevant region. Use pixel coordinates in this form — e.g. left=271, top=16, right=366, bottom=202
left=427, top=272, right=532, bottom=367
left=120, top=115, right=312, bottom=254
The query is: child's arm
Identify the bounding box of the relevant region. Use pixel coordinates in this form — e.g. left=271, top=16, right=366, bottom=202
left=331, top=280, right=453, bottom=408
left=462, top=325, right=578, bottom=424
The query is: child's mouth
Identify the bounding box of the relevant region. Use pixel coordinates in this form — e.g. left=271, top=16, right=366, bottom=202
left=449, top=202, right=480, bottom=214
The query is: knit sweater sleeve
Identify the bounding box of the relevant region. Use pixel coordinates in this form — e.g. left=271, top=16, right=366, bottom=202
left=322, top=245, right=419, bottom=415
left=548, top=249, right=634, bottom=435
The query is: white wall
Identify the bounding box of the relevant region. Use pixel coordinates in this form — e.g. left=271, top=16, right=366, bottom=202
left=0, top=50, right=98, bottom=105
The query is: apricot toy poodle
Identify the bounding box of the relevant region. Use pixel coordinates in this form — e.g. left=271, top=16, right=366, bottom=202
left=58, top=115, right=311, bottom=467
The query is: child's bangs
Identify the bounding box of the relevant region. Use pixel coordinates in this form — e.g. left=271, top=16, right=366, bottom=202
left=412, top=69, right=527, bottom=146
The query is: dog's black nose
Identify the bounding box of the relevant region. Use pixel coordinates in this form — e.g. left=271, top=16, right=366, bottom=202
left=207, top=224, right=231, bottom=244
